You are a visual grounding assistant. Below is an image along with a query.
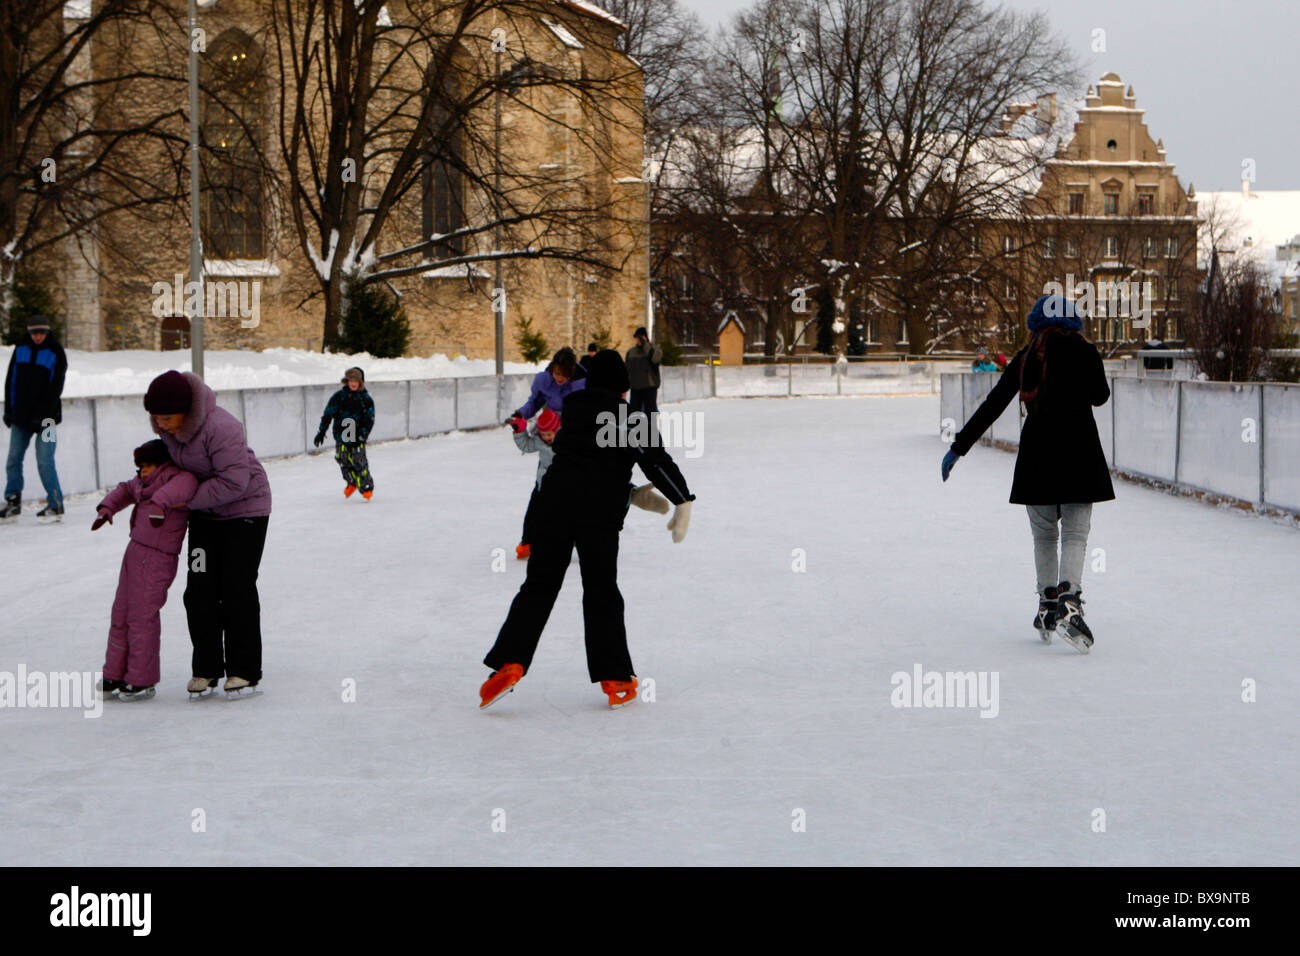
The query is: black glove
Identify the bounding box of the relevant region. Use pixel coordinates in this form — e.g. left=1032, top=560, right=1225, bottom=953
left=313, top=432, right=325, bottom=448
left=91, top=510, right=112, bottom=531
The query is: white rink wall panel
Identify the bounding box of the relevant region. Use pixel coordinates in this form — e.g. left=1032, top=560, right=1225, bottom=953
left=365, top=383, right=408, bottom=443
left=93, top=395, right=157, bottom=493
left=504, top=374, right=535, bottom=418
left=454, top=376, right=499, bottom=430
left=1263, top=385, right=1300, bottom=511
left=1113, top=378, right=1178, bottom=481
left=407, top=380, right=457, bottom=438
left=990, top=392, right=1023, bottom=444
left=303, top=386, right=334, bottom=448
left=214, top=389, right=244, bottom=425
left=939, top=374, right=964, bottom=436
left=243, top=388, right=307, bottom=460
left=1176, top=383, right=1261, bottom=502
left=1095, top=391, right=1115, bottom=468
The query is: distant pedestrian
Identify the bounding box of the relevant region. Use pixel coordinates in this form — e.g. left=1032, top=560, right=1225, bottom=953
left=2, top=315, right=67, bottom=522
left=579, top=342, right=598, bottom=372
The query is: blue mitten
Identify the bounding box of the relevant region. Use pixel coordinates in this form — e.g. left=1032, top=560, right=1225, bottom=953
left=941, top=448, right=959, bottom=482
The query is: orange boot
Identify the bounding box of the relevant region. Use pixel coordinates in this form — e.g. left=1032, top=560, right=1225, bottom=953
left=344, top=484, right=357, bottom=498
left=361, top=490, right=373, bottom=499
left=479, top=663, right=525, bottom=709
left=600, top=677, right=639, bottom=709
left=515, top=543, right=530, bottom=560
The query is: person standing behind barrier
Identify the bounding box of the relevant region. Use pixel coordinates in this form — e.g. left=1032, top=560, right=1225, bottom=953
left=940, top=295, right=1113, bottom=654
left=144, top=370, right=273, bottom=699
left=625, top=326, right=662, bottom=416
left=579, top=342, right=598, bottom=372
left=2, top=315, right=67, bottom=522
left=314, top=366, right=376, bottom=499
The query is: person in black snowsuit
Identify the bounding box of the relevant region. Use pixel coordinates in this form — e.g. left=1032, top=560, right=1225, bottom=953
left=314, top=367, right=376, bottom=498
left=481, top=350, right=694, bottom=709
left=3, top=315, right=68, bottom=520
left=941, top=295, right=1114, bottom=652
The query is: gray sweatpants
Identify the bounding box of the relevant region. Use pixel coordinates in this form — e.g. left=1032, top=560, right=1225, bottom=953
left=1026, top=503, right=1093, bottom=593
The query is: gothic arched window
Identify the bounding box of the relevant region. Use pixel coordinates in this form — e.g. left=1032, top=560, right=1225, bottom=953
left=202, top=30, right=266, bottom=260
left=422, top=62, right=466, bottom=259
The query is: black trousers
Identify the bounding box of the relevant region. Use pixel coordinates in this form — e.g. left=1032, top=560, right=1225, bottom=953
left=184, top=514, right=269, bottom=682
left=628, top=387, right=658, bottom=416
left=520, top=485, right=541, bottom=545
left=484, top=515, right=632, bottom=683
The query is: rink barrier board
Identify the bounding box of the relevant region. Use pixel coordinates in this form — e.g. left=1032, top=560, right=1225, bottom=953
left=939, top=372, right=1300, bottom=514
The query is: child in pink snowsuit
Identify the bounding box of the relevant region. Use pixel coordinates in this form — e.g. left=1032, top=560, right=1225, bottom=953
left=93, top=439, right=198, bottom=697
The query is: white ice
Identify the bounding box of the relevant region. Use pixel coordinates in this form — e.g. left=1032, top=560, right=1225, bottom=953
left=0, top=396, right=1295, bottom=865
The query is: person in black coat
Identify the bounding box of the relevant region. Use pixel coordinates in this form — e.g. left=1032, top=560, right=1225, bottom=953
left=313, top=367, right=376, bottom=498
left=941, top=295, right=1113, bottom=652
left=3, top=315, right=68, bottom=520
left=480, top=349, right=695, bottom=710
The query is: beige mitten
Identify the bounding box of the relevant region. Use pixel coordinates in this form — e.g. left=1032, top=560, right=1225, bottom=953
left=666, top=500, right=692, bottom=543
left=629, top=483, right=670, bottom=514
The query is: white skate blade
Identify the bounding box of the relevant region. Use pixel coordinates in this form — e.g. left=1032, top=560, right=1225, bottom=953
left=1034, top=626, right=1054, bottom=644
left=1058, top=628, right=1092, bottom=655
left=223, top=686, right=263, bottom=700
left=188, top=688, right=216, bottom=700
left=118, top=688, right=156, bottom=702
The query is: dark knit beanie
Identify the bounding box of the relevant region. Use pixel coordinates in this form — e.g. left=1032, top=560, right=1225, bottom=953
left=134, top=439, right=172, bottom=468
left=144, top=370, right=193, bottom=415
left=342, top=366, right=365, bottom=385
left=27, top=314, right=52, bottom=332
left=586, top=349, right=630, bottom=393
left=633, top=326, right=647, bottom=339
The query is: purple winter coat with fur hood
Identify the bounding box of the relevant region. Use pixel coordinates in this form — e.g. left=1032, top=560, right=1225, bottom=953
left=150, top=372, right=272, bottom=519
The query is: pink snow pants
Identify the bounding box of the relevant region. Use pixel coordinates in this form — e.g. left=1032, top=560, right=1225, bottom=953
left=103, top=541, right=180, bottom=687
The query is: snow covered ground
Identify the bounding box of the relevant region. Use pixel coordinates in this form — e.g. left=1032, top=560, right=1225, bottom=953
left=0, top=395, right=1295, bottom=866
left=0, top=346, right=544, bottom=398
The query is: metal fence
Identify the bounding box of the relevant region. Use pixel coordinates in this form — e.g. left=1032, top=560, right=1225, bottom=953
left=940, top=371, right=1300, bottom=514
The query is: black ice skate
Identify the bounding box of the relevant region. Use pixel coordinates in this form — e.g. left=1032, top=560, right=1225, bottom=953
left=118, top=683, right=157, bottom=702
left=36, top=502, right=64, bottom=523
left=1055, top=582, right=1093, bottom=654
left=1033, top=586, right=1059, bottom=643
left=0, top=494, right=19, bottom=522
left=97, top=678, right=125, bottom=698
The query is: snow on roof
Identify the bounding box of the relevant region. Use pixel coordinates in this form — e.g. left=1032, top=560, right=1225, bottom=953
left=63, top=0, right=91, bottom=18
left=1200, top=189, right=1300, bottom=279
left=718, top=311, right=745, bottom=334
left=558, top=0, right=626, bottom=30
left=541, top=16, right=585, bottom=49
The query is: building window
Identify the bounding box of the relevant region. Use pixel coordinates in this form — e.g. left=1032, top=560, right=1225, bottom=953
left=1064, top=238, right=1079, bottom=258
left=1002, top=235, right=1016, bottom=255
left=202, top=30, right=266, bottom=260
left=1137, top=194, right=1154, bottom=215
left=1042, top=237, right=1056, bottom=259
left=968, top=235, right=979, bottom=255
left=1104, top=236, right=1119, bottom=258
left=1067, top=193, right=1083, bottom=215
left=423, top=66, right=465, bottom=258
left=896, top=321, right=908, bottom=345
left=1167, top=279, right=1178, bottom=300
left=1144, top=236, right=1159, bottom=257
left=1004, top=279, right=1016, bottom=299
left=865, top=317, right=876, bottom=344
left=1166, top=237, right=1179, bottom=258
left=1104, top=193, right=1119, bottom=215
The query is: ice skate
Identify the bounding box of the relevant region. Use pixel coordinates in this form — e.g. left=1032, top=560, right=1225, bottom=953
left=361, top=490, right=372, bottom=499
left=1055, top=583, right=1093, bottom=654
left=118, top=683, right=156, bottom=702
left=344, top=484, right=357, bottom=498
left=36, top=502, right=64, bottom=523
left=479, top=663, right=524, bottom=709
left=223, top=676, right=262, bottom=699
left=98, top=678, right=125, bottom=699
left=0, top=494, right=20, bottom=523
left=601, top=677, right=639, bottom=709
left=1033, top=586, right=1059, bottom=643
left=188, top=677, right=218, bottom=699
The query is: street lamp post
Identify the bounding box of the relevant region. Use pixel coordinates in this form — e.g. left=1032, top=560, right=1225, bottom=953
left=189, top=0, right=218, bottom=379
left=494, top=46, right=505, bottom=417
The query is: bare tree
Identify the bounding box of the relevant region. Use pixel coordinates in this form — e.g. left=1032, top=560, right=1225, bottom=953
left=1187, top=253, right=1278, bottom=381
left=266, top=0, right=643, bottom=343
left=0, top=0, right=188, bottom=337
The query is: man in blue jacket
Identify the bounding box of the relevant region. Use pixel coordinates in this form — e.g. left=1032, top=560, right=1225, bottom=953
left=3, top=315, right=68, bottom=522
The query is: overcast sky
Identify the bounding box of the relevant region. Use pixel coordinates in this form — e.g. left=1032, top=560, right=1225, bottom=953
left=677, top=0, right=1298, bottom=191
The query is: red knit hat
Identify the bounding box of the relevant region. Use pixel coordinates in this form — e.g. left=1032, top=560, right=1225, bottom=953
left=537, top=409, right=561, bottom=433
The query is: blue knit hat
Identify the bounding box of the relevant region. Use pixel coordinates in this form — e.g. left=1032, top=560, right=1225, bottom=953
left=1027, top=295, right=1083, bottom=333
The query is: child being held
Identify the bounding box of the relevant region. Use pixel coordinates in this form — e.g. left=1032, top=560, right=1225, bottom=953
left=93, top=439, right=199, bottom=700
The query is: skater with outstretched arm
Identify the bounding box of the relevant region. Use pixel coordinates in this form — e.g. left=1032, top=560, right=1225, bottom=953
left=480, top=350, right=693, bottom=709
left=941, top=295, right=1114, bottom=652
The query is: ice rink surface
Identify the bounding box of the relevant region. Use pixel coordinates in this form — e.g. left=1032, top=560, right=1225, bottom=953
left=1, top=395, right=1296, bottom=865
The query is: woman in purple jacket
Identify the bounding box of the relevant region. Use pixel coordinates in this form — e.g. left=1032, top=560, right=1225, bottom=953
left=507, top=347, right=586, bottom=422
left=144, top=370, right=272, bottom=698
